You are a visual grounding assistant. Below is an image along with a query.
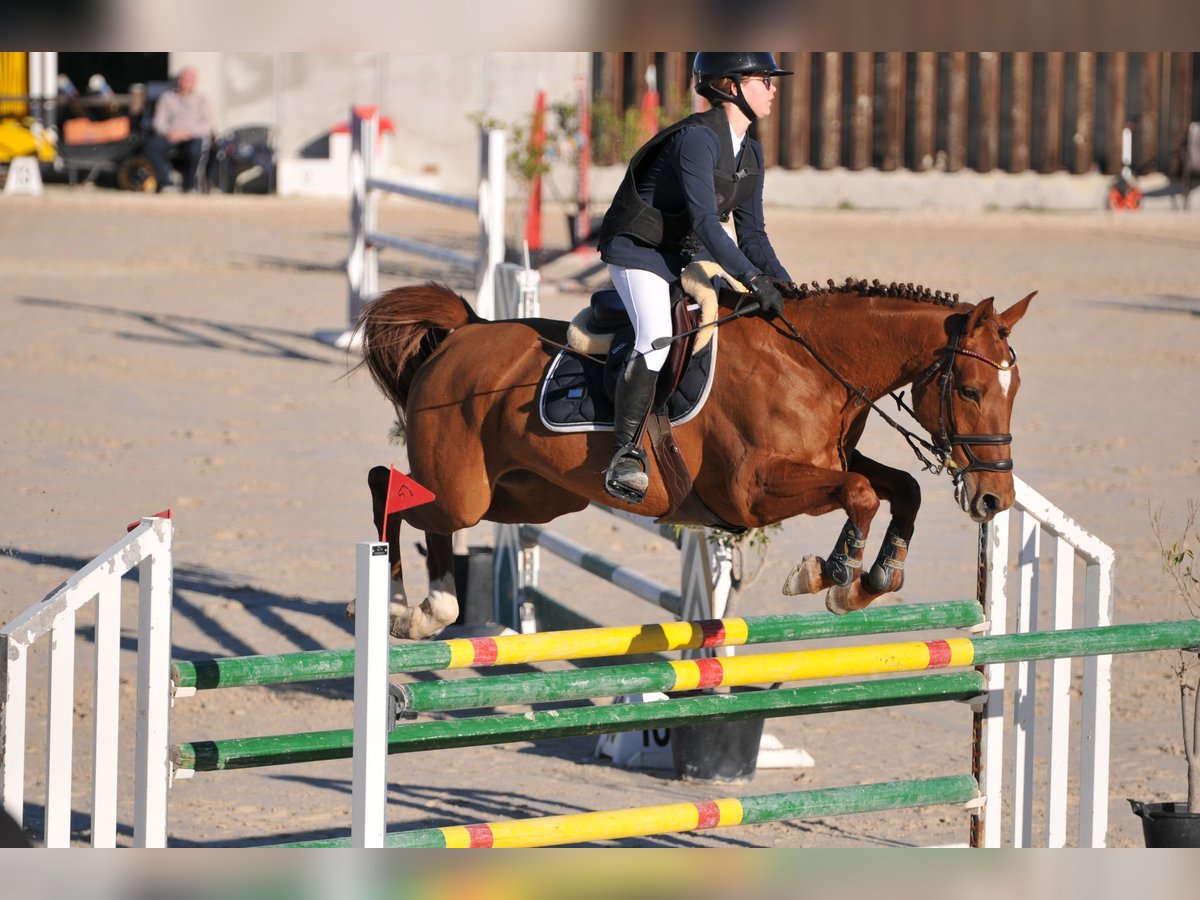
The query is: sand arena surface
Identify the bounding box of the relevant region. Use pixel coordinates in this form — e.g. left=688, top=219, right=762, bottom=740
left=1, top=189, right=1197, bottom=846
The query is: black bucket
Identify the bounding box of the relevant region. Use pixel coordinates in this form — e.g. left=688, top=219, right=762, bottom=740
left=670, top=687, right=765, bottom=783
left=1128, top=799, right=1200, bottom=847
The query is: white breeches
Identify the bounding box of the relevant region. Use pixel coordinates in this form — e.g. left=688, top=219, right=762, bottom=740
left=607, top=264, right=672, bottom=373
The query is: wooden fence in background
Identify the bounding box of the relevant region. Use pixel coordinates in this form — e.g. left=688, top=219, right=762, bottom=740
left=593, top=52, right=1200, bottom=177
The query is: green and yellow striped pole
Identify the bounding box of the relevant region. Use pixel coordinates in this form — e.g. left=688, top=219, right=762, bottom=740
left=391, top=619, right=1200, bottom=715
left=274, top=775, right=979, bottom=848
left=171, top=599, right=984, bottom=690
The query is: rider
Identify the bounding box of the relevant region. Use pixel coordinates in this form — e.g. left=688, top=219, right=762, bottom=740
left=596, top=52, right=795, bottom=505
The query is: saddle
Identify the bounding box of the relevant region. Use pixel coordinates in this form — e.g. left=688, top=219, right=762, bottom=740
left=567, top=277, right=719, bottom=406
left=561, top=261, right=746, bottom=534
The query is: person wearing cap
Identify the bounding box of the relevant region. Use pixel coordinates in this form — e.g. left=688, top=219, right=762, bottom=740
left=596, top=52, right=795, bottom=505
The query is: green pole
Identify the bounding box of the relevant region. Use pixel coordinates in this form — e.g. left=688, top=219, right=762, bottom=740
left=172, top=671, right=983, bottom=772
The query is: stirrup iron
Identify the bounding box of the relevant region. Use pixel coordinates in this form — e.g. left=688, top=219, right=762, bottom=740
left=605, top=442, right=649, bottom=504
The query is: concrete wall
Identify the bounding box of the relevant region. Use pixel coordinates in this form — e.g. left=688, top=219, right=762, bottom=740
left=170, top=52, right=589, bottom=197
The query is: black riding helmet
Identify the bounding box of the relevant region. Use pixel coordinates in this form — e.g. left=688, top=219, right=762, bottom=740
left=693, top=52, right=793, bottom=122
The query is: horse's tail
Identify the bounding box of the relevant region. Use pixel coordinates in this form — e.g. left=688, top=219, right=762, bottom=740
left=354, top=282, right=482, bottom=438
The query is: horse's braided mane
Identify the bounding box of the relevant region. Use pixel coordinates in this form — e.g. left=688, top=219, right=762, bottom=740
left=787, top=277, right=960, bottom=308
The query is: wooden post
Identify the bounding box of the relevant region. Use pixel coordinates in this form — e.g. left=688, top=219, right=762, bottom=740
left=1073, top=52, right=1096, bottom=174
left=1139, top=52, right=1162, bottom=173
left=947, top=53, right=968, bottom=172
left=598, top=52, right=624, bottom=166
left=1168, top=52, right=1193, bottom=176
left=913, top=52, right=936, bottom=171
left=630, top=52, right=650, bottom=109
left=1010, top=52, right=1033, bottom=173
left=882, top=52, right=906, bottom=171
left=851, top=52, right=874, bottom=170
left=1106, top=52, right=1128, bottom=175
left=820, top=52, right=842, bottom=170
left=663, top=51, right=690, bottom=122
left=978, top=52, right=1001, bottom=172
left=1042, top=52, right=1065, bottom=172
left=783, top=52, right=811, bottom=170
left=757, top=51, right=785, bottom=168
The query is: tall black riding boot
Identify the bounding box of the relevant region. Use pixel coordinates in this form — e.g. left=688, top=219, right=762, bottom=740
left=604, top=355, right=659, bottom=504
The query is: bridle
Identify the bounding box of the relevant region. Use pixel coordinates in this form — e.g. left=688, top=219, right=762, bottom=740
left=919, top=320, right=1017, bottom=478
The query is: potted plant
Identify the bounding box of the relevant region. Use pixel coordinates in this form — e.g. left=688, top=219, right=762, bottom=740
left=1129, top=500, right=1200, bottom=846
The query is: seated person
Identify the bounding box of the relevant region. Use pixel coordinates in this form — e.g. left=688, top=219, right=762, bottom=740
left=144, top=66, right=214, bottom=193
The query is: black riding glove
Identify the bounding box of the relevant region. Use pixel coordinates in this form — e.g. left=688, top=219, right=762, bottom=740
left=748, top=274, right=784, bottom=319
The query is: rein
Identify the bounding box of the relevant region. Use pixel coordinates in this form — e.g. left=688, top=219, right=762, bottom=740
left=766, top=313, right=957, bottom=477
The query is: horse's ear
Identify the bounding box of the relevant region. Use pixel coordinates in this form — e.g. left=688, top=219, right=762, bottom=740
left=965, top=297, right=996, bottom=334
left=997, top=291, right=1036, bottom=337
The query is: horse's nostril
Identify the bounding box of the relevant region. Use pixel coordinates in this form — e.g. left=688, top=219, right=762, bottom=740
left=982, top=493, right=1001, bottom=512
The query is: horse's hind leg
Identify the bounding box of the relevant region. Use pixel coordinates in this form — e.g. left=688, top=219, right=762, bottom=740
left=346, top=466, right=460, bottom=640
left=389, top=531, right=457, bottom=640
left=345, top=466, right=410, bottom=623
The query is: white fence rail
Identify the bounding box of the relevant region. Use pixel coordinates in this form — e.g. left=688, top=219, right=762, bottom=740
left=978, top=474, right=1115, bottom=847
left=0, top=516, right=174, bottom=848
left=325, top=104, right=506, bottom=349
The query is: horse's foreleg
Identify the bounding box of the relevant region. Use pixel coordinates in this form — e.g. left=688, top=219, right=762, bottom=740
left=847, top=451, right=921, bottom=596
left=814, top=453, right=921, bottom=613
left=741, top=458, right=882, bottom=601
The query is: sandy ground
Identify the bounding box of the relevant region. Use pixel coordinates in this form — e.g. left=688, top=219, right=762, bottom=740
left=1, top=188, right=1198, bottom=848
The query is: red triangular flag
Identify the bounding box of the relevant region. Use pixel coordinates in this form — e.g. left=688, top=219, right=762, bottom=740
left=127, top=509, right=172, bottom=532
left=380, top=467, right=436, bottom=541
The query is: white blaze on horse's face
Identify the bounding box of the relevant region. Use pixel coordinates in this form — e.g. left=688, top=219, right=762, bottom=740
left=997, top=366, right=1013, bottom=399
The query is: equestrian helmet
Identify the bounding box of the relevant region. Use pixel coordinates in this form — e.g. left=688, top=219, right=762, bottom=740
left=693, top=52, right=793, bottom=102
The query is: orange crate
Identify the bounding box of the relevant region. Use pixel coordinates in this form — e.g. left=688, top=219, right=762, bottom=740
left=63, top=116, right=131, bottom=146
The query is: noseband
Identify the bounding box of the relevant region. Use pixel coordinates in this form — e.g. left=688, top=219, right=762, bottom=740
left=926, top=321, right=1017, bottom=479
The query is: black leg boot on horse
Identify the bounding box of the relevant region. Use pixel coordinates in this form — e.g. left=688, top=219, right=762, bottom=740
left=604, top=354, right=658, bottom=504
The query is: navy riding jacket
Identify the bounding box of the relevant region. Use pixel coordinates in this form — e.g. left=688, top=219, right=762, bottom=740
left=599, top=117, right=791, bottom=286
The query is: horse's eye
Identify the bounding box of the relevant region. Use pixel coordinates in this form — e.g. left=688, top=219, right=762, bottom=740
left=958, top=384, right=981, bottom=402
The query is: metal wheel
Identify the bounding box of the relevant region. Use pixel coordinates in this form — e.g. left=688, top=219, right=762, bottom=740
left=117, top=155, right=157, bottom=192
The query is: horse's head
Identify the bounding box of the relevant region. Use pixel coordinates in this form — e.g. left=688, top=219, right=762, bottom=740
left=910, top=292, right=1036, bottom=522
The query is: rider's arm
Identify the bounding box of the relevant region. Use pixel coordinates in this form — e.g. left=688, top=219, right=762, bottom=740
left=676, top=127, right=762, bottom=286
left=731, top=141, right=792, bottom=282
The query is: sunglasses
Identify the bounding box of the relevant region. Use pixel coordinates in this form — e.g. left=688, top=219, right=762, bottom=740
left=744, top=74, right=774, bottom=89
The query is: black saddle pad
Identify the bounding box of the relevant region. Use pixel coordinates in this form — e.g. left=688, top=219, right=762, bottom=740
left=539, top=331, right=717, bottom=432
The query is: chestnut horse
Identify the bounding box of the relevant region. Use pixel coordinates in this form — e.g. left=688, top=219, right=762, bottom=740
left=353, top=278, right=1034, bottom=639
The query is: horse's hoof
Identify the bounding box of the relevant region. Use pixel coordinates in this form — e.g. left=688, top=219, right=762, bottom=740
left=782, top=556, right=826, bottom=595
left=389, top=607, right=416, bottom=639
left=825, top=584, right=855, bottom=615
left=389, top=604, right=450, bottom=641
left=826, top=582, right=891, bottom=615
